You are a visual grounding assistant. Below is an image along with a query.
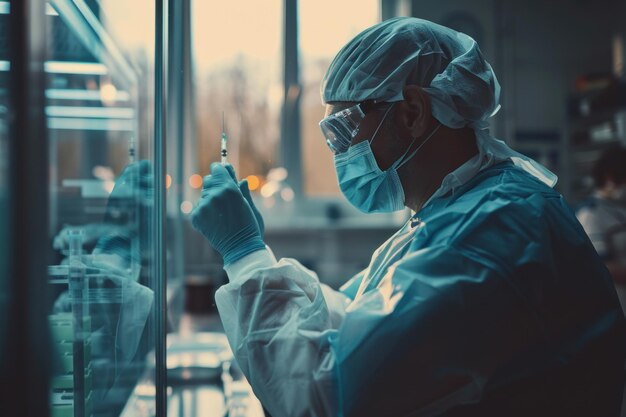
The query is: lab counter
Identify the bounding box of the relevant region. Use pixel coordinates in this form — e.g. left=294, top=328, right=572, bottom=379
left=121, top=331, right=265, bottom=417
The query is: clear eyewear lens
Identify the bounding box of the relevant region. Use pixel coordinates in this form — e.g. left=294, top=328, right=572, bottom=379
left=319, top=104, right=366, bottom=154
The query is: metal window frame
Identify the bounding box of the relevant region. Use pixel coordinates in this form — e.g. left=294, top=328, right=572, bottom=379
left=281, top=0, right=303, bottom=198
left=167, top=0, right=192, bottom=283
left=2, top=0, right=51, bottom=416
left=154, top=0, right=168, bottom=416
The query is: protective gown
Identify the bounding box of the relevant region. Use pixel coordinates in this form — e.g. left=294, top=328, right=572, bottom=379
left=215, top=161, right=626, bottom=417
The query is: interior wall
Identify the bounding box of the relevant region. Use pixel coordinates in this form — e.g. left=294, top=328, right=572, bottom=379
left=410, top=0, right=620, bottom=179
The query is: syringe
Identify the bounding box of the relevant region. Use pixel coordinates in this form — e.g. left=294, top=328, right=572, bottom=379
left=221, top=112, right=228, bottom=166
left=129, top=136, right=136, bottom=163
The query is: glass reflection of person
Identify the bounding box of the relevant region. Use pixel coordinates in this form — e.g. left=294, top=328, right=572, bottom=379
left=52, top=161, right=153, bottom=407
left=577, top=146, right=626, bottom=313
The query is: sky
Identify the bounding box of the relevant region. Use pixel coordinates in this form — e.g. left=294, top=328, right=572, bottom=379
left=95, top=0, right=379, bottom=81
left=192, top=0, right=379, bottom=69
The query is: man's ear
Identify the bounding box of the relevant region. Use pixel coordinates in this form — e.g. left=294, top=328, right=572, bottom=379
left=395, top=85, right=431, bottom=139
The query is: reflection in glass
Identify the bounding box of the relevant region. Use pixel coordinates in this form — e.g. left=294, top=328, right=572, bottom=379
left=46, top=1, right=156, bottom=416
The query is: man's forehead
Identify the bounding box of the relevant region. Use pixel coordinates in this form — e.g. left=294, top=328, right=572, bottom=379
left=324, top=102, right=358, bottom=118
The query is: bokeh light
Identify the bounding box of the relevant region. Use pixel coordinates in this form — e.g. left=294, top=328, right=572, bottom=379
left=246, top=175, right=260, bottom=191
left=180, top=201, right=193, bottom=214
left=189, top=174, right=203, bottom=189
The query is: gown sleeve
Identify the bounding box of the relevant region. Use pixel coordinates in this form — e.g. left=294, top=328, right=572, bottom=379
left=217, top=248, right=349, bottom=417
left=216, top=244, right=524, bottom=417
left=576, top=206, right=609, bottom=258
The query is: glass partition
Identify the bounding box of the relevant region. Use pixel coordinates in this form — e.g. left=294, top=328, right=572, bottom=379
left=45, top=1, right=158, bottom=416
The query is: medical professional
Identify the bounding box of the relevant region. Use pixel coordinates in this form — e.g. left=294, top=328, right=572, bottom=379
left=192, top=18, right=626, bottom=417
left=577, top=146, right=626, bottom=315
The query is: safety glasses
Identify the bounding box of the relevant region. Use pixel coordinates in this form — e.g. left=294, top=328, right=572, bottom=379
left=319, top=100, right=388, bottom=154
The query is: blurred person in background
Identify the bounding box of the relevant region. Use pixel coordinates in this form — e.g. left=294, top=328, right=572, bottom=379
left=577, top=146, right=626, bottom=315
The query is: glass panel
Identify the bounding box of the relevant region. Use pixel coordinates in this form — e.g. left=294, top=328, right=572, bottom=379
left=45, top=1, right=157, bottom=416
left=299, top=1, right=380, bottom=195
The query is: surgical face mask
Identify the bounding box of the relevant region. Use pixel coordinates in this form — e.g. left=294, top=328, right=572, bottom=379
left=334, top=105, right=441, bottom=213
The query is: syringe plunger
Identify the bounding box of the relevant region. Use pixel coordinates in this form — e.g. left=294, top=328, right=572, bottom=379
left=221, top=134, right=228, bottom=166
left=221, top=112, right=228, bottom=165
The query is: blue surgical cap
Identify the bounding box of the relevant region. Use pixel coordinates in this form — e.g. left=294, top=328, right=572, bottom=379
left=322, top=17, right=558, bottom=188
left=321, top=17, right=501, bottom=129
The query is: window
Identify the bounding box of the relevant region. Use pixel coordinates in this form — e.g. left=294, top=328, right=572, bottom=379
left=191, top=1, right=380, bottom=201
left=192, top=1, right=282, bottom=196
left=300, top=1, right=380, bottom=195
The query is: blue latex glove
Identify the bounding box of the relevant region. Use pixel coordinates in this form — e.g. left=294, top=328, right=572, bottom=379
left=106, top=160, right=154, bottom=219
left=191, top=163, right=265, bottom=265
left=96, top=160, right=154, bottom=271
left=224, top=164, right=265, bottom=237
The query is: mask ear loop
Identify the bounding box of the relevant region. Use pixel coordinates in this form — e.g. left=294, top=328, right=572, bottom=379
left=368, top=103, right=395, bottom=146
left=395, top=123, right=442, bottom=170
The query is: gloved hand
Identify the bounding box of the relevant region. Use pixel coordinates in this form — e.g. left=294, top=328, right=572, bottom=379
left=191, top=163, right=265, bottom=265
left=105, top=160, right=154, bottom=223
left=96, top=160, right=153, bottom=272
left=224, top=165, right=265, bottom=237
